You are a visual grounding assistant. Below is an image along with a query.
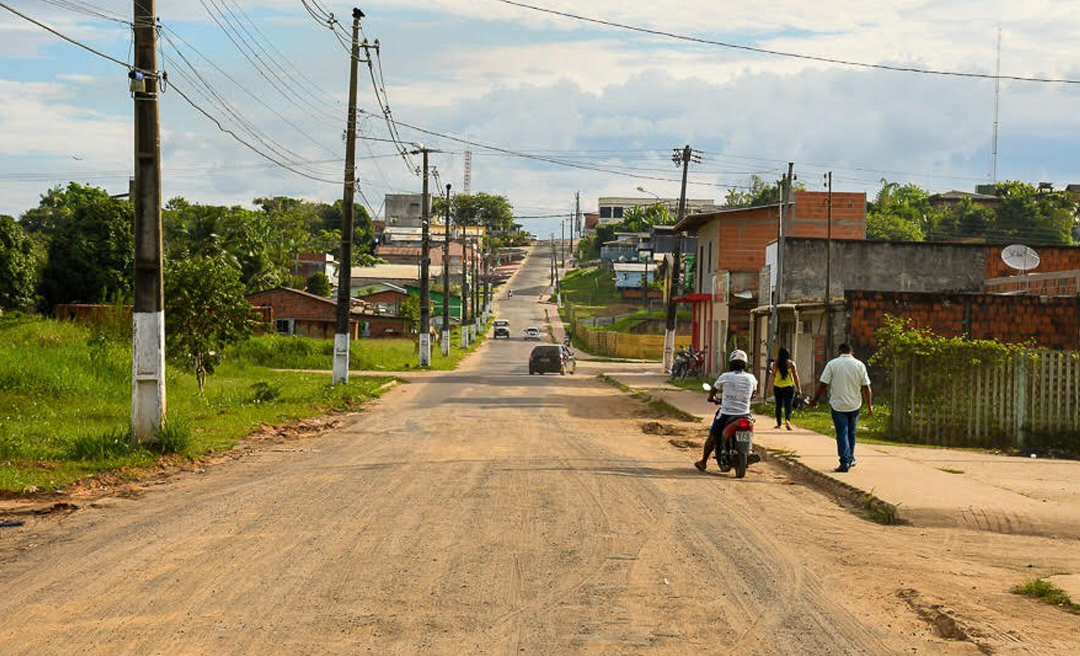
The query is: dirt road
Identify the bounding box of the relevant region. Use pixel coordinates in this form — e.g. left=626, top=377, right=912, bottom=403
left=1, top=248, right=1076, bottom=654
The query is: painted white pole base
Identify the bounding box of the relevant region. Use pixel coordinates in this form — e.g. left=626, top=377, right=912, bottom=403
left=441, top=329, right=451, bottom=356
left=418, top=333, right=431, bottom=367
left=131, top=311, right=166, bottom=443
left=461, top=327, right=469, bottom=348
left=557, top=293, right=562, bottom=308
left=332, top=333, right=350, bottom=385
left=662, top=329, right=676, bottom=373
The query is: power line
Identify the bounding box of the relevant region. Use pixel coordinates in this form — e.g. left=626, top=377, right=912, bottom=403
left=31, top=0, right=129, bottom=24
left=485, top=0, right=1080, bottom=85
left=0, top=1, right=144, bottom=71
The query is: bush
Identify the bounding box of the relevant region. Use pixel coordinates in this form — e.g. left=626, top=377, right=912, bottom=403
left=67, top=428, right=134, bottom=461
left=251, top=380, right=283, bottom=404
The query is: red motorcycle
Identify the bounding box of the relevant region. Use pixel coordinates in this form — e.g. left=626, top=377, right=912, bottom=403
left=702, top=383, right=758, bottom=479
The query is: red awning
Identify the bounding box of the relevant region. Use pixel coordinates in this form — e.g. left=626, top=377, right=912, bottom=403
left=674, top=293, right=712, bottom=303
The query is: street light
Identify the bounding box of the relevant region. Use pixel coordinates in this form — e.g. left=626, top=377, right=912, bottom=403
left=636, top=186, right=661, bottom=200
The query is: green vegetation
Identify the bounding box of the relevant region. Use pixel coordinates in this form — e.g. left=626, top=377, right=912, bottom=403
left=304, top=272, right=332, bottom=297
left=0, top=316, right=392, bottom=492
left=228, top=320, right=491, bottom=372
left=559, top=267, right=623, bottom=312
left=0, top=214, right=39, bottom=311
left=867, top=179, right=1078, bottom=245
left=723, top=174, right=806, bottom=209
left=1012, top=578, right=1080, bottom=612
left=430, top=192, right=531, bottom=247
left=863, top=489, right=901, bottom=525
left=753, top=400, right=892, bottom=444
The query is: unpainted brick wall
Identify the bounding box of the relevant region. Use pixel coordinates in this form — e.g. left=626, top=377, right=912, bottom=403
left=984, top=245, right=1080, bottom=278
left=845, top=290, right=1080, bottom=354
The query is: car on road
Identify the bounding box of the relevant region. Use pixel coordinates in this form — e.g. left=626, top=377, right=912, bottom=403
left=493, top=319, right=511, bottom=339
left=529, top=345, right=575, bottom=375
left=523, top=326, right=541, bottom=341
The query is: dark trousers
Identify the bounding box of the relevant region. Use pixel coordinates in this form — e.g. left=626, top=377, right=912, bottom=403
left=831, top=408, right=860, bottom=466
left=774, top=386, right=795, bottom=424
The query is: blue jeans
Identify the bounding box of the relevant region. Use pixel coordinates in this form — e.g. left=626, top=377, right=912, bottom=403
left=831, top=408, right=860, bottom=467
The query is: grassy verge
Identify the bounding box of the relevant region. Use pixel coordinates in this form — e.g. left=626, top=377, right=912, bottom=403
left=1013, top=578, right=1080, bottom=613
left=0, top=316, right=392, bottom=492
left=228, top=320, right=491, bottom=372
left=752, top=400, right=892, bottom=444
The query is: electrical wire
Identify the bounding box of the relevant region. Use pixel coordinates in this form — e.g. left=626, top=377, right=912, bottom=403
left=485, top=0, right=1080, bottom=85
left=30, top=0, right=129, bottom=24
left=0, top=1, right=144, bottom=72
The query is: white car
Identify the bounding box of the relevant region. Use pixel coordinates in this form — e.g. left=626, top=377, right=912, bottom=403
left=523, top=326, right=541, bottom=341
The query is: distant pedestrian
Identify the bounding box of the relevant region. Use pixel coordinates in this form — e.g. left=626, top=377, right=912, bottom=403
left=770, top=347, right=801, bottom=431
left=810, top=343, right=873, bottom=473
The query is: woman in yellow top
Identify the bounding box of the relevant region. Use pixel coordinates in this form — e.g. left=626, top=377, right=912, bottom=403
left=771, top=347, right=801, bottom=430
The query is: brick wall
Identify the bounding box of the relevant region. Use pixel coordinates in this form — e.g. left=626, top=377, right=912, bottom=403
left=984, top=245, right=1080, bottom=279
left=984, top=271, right=1080, bottom=296
left=789, top=190, right=867, bottom=240
left=247, top=288, right=338, bottom=322
left=846, top=290, right=1080, bottom=354
left=359, top=290, right=408, bottom=304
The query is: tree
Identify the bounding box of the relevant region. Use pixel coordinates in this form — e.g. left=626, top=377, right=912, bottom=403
left=305, top=271, right=332, bottom=297
left=723, top=174, right=806, bottom=209
left=398, top=294, right=420, bottom=332
left=993, top=181, right=1076, bottom=245
left=620, top=202, right=674, bottom=232
left=866, top=181, right=932, bottom=241
left=38, top=190, right=134, bottom=310
left=927, top=198, right=994, bottom=241
left=432, top=192, right=515, bottom=232
left=0, top=215, right=39, bottom=310
left=164, top=254, right=257, bottom=391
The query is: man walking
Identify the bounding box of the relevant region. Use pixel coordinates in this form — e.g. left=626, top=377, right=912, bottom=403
left=811, top=343, right=872, bottom=473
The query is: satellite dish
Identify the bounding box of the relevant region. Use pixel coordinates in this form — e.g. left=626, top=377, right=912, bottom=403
left=1001, top=244, right=1040, bottom=273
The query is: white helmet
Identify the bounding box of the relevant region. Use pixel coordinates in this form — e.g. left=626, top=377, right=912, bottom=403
left=729, top=349, right=748, bottom=364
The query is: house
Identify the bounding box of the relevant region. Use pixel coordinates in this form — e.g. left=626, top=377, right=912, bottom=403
left=597, top=196, right=716, bottom=227
left=673, top=190, right=868, bottom=378
left=613, top=262, right=657, bottom=289
left=291, top=253, right=336, bottom=283
left=404, top=284, right=463, bottom=327
left=600, top=232, right=649, bottom=262
left=927, top=190, right=1001, bottom=211
left=583, top=212, right=600, bottom=234
left=376, top=241, right=475, bottom=271
left=246, top=287, right=412, bottom=339
left=347, top=263, right=421, bottom=289
left=384, top=193, right=432, bottom=228
left=355, top=283, right=409, bottom=316
left=751, top=238, right=1080, bottom=389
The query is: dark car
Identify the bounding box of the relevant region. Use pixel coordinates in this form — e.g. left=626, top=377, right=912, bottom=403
left=493, top=319, right=510, bottom=339
left=529, top=345, right=576, bottom=375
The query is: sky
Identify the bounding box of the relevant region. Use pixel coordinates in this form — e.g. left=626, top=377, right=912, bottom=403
left=2, top=0, right=1080, bottom=239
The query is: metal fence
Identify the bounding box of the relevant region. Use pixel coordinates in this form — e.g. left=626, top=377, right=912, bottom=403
left=889, top=350, right=1080, bottom=451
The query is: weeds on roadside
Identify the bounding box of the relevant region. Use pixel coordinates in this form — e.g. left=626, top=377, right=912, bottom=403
left=863, top=488, right=900, bottom=525
left=1013, top=578, right=1080, bottom=613
left=937, top=467, right=965, bottom=474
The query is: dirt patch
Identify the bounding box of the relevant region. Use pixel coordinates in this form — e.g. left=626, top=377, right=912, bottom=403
left=897, top=588, right=992, bottom=653
left=667, top=438, right=703, bottom=450
left=640, top=421, right=688, bottom=436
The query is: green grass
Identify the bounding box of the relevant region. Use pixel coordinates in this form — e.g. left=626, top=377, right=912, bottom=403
left=559, top=267, right=624, bottom=317
left=667, top=376, right=713, bottom=393
left=1013, top=578, right=1080, bottom=612
left=753, top=400, right=893, bottom=444
left=227, top=320, right=491, bottom=372
left=0, top=316, right=393, bottom=492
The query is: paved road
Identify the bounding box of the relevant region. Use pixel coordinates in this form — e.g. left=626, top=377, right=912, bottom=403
left=1, top=248, right=1075, bottom=655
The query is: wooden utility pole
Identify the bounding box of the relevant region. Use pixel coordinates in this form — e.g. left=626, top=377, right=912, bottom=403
left=131, top=0, right=164, bottom=442
left=442, top=183, right=451, bottom=356
left=664, top=145, right=697, bottom=372
left=333, top=8, right=363, bottom=385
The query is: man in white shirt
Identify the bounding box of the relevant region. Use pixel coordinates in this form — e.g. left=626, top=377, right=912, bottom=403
left=695, top=349, right=758, bottom=472
left=811, top=343, right=873, bottom=473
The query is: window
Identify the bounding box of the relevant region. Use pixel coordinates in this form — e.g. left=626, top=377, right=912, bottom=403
left=600, top=206, right=612, bottom=218
left=613, top=206, right=624, bottom=219
left=274, top=319, right=293, bottom=335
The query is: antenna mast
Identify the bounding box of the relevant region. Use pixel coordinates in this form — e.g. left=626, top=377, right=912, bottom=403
left=463, top=140, right=473, bottom=194
left=990, top=27, right=1001, bottom=184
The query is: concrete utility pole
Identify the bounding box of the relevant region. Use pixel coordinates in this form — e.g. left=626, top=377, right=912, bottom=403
left=131, top=0, right=165, bottom=443
left=768, top=162, right=794, bottom=373
left=461, top=232, right=470, bottom=348
left=333, top=8, right=363, bottom=386
left=411, top=145, right=435, bottom=367
left=442, top=183, right=451, bottom=356
left=561, top=219, right=566, bottom=269
left=664, top=145, right=698, bottom=372
left=825, top=171, right=834, bottom=359
left=473, top=239, right=481, bottom=335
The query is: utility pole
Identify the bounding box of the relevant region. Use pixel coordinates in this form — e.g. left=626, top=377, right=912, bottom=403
left=664, top=145, right=699, bottom=372
left=442, top=183, right=451, bottom=356
left=825, top=171, right=834, bottom=359
left=410, top=145, right=436, bottom=367
left=768, top=162, right=794, bottom=375
left=561, top=218, right=566, bottom=269
left=461, top=230, right=469, bottom=348
left=131, top=0, right=164, bottom=443
left=472, top=238, right=480, bottom=335
left=333, top=9, right=364, bottom=385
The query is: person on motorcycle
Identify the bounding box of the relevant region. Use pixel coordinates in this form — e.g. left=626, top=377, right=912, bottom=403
left=695, top=349, right=758, bottom=472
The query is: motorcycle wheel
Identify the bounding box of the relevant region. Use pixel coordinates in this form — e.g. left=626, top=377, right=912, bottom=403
left=735, top=452, right=748, bottom=479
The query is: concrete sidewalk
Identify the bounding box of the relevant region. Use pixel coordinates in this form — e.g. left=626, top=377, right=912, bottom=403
left=605, top=371, right=1080, bottom=539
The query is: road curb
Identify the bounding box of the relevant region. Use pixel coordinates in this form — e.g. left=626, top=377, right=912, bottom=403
left=759, top=444, right=902, bottom=525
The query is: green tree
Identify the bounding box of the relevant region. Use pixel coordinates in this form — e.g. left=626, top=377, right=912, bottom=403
left=866, top=181, right=933, bottom=241
left=927, top=198, right=994, bottom=241
left=38, top=190, right=134, bottom=310
left=620, top=202, right=674, bottom=232
left=19, top=182, right=115, bottom=236
left=164, top=254, right=257, bottom=391
left=0, top=215, right=39, bottom=310
left=398, top=294, right=420, bottom=332
left=993, top=181, right=1076, bottom=245
left=432, top=192, right=515, bottom=232
left=724, top=174, right=806, bottom=208
left=305, top=271, right=332, bottom=297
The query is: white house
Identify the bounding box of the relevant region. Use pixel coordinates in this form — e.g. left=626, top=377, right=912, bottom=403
left=613, top=262, right=656, bottom=289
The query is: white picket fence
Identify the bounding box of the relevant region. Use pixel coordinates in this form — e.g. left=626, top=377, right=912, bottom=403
left=889, top=350, right=1080, bottom=450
